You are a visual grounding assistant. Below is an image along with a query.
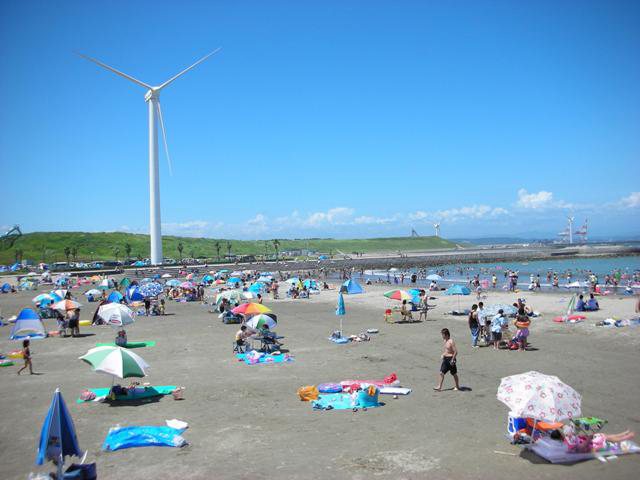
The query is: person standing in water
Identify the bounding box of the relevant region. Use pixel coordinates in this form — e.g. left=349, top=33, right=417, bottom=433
left=434, top=328, right=460, bottom=391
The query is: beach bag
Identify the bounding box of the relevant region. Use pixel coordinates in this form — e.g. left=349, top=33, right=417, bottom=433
left=357, top=386, right=379, bottom=408
left=80, top=390, right=96, bottom=401
left=384, top=373, right=398, bottom=385
left=297, top=385, right=319, bottom=401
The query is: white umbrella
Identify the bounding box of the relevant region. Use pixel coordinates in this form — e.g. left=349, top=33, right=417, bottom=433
left=79, top=346, right=149, bottom=379
left=97, top=303, right=135, bottom=327
left=161, top=273, right=172, bottom=278
left=497, top=371, right=581, bottom=423
left=84, top=289, right=101, bottom=297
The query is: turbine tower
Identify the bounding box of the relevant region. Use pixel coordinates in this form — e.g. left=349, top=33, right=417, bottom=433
left=79, top=49, right=220, bottom=265
left=433, top=223, right=441, bottom=237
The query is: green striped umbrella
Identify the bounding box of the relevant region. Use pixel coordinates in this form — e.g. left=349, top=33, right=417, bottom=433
left=79, top=346, right=149, bottom=379
left=245, top=314, right=277, bottom=330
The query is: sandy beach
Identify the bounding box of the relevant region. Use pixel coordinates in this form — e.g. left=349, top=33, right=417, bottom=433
left=1, top=280, right=639, bottom=479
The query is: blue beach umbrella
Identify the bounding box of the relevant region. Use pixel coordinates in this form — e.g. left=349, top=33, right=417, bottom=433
left=165, top=279, right=181, bottom=287
left=139, top=282, right=163, bottom=298
left=426, top=274, right=443, bottom=281
left=36, top=388, right=84, bottom=478
left=336, top=292, right=346, bottom=335
left=107, top=291, right=124, bottom=303
left=227, top=277, right=242, bottom=286
left=444, top=285, right=471, bottom=296
left=201, top=274, right=214, bottom=284
left=248, top=282, right=265, bottom=293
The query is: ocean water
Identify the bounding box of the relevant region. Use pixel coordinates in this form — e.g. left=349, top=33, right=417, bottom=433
left=352, top=255, right=640, bottom=289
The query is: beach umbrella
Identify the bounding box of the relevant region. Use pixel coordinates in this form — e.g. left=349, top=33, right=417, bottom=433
left=51, top=289, right=68, bottom=300
left=230, top=271, right=243, bottom=277
left=98, top=303, right=135, bottom=327
left=165, top=279, right=181, bottom=287
left=180, top=281, right=196, bottom=290
left=54, top=276, right=69, bottom=286
left=36, top=388, right=84, bottom=479
left=214, top=279, right=225, bottom=285
left=139, top=282, right=163, bottom=297
left=162, top=273, right=172, bottom=278
left=215, top=290, right=242, bottom=304
left=497, top=371, right=581, bottom=423
left=383, top=289, right=413, bottom=301
left=241, top=291, right=259, bottom=300
left=201, top=274, right=214, bottom=284
left=426, top=274, right=443, bottom=281
left=232, top=302, right=271, bottom=316
left=248, top=282, right=266, bottom=293
left=256, top=276, right=272, bottom=283
left=444, top=285, right=471, bottom=296
left=186, top=273, right=194, bottom=280
left=140, top=277, right=152, bottom=283
left=79, top=346, right=149, bottom=379
left=52, top=299, right=81, bottom=313
left=227, top=277, right=242, bottom=286
left=245, top=314, right=277, bottom=330
left=107, top=291, right=124, bottom=303
left=303, top=279, right=319, bottom=289
left=33, top=293, right=56, bottom=304
left=84, top=289, right=101, bottom=297
left=284, top=277, right=301, bottom=285
left=119, top=277, right=131, bottom=288
left=90, top=275, right=102, bottom=282
left=336, top=292, right=346, bottom=334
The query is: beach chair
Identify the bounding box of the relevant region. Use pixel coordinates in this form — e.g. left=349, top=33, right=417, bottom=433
left=260, top=334, right=283, bottom=353
left=233, top=341, right=246, bottom=354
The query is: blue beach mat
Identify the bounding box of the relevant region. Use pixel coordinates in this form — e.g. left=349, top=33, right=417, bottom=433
left=312, top=393, right=382, bottom=411
left=235, top=352, right=294, bottom=365
left=328, top=336, right=350, bottom=344
left=102, top=426, right=187, bottom=451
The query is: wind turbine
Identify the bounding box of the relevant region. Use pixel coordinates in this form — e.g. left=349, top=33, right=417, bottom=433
left=433, top=223, right=441, bottom=237
left=567, top=216, right=574, bottom=244
left=79, top=49, right=221, bottom=265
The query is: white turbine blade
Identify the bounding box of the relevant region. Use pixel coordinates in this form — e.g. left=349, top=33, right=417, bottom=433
left=77, top=53, right=152, bottom=90
left=157, top=48, right=221, bottom=91
left=156, top=100, right=173, bottom=176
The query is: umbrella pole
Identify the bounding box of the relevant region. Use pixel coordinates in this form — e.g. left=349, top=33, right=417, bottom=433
left=339, top=317, right=343, bottom=337
left=57, top=452, right=64, bottom=479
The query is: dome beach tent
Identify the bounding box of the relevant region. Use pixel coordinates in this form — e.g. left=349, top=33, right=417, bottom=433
left=10, top=308, right=46, bottom=340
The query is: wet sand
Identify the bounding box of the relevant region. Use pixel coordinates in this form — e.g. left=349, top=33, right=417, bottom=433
left=1, top=281, right=639, bottom=479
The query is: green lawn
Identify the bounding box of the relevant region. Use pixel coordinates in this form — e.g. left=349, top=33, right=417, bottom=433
left=2, top=231, right=456, bottom=264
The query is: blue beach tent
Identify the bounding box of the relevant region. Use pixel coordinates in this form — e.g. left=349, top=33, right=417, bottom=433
left=342, top=279, right=364, bottom=294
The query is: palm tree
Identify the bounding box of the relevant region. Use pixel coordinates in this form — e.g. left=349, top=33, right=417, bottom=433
left=177, top=242, right=184, bottom=261
left=272, top=239, right=280, bottom=261
left=226, top=241, right=232, bottom=258
left=113, top=246, right=121, bottom=262
left=124, top=242, right=132, bottom=261
left=64, top=247, right=71, bottom=264
left=71, top=246, right=78, bottom=262
left=214, top=241, right=221, bottom=261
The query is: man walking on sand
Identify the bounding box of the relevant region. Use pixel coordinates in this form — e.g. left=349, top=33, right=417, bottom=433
left=434, top=328, right=460, bottom=391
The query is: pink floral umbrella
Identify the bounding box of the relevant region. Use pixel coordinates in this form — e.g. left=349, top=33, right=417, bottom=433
left=497, top=371, right=581, bottom=423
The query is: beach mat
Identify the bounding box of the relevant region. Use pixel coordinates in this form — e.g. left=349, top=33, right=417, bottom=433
left=312, top=393, right=382, bottom=411
left=527, top=437, right=640, bottom=464
left=95, top=341, right=156, bottom=348
left=235, top=353, right=293, bottom=365
left=77, top=385, right=176, bottom=403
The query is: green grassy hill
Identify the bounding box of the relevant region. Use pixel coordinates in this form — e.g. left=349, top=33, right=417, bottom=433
left=2, top=231, right=457, bottom=264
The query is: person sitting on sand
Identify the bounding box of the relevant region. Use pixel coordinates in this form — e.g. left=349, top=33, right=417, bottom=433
left=259, top=324, right=283, bottom=347
left=115, top=329, right=128, bottom=347
left=400, top=299, right=413, bottom=322
left=575, top=294, right=586, bottom=312
left=585, top=293, right=599, bottom=311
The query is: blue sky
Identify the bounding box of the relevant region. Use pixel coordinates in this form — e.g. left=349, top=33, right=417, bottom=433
left=1, top=1, right=639, bottom=240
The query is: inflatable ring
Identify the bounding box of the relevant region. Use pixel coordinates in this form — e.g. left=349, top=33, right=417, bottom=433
left=0, top=360, right=15, bottom=367
left=317, top=383, right=342, bottom=393
left=79, top=320, right=91, bottom=327
left=8, top=350, right=24, bottom=359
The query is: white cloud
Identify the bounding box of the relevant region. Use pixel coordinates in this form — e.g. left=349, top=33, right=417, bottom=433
left=354, top=215, right=397, bottom=225
left=302, top=207, right=355, bottom=227
left=432, top=205, right=509, bottom=222
left=516, top=189, right=554, bottom=209
left=620, top=192, right=640, bottom=208
left=162, top=220, right=218, bottom=236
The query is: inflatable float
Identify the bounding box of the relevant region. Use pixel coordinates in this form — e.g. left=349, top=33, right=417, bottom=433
left=553, top=315, right=586, bottom=323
